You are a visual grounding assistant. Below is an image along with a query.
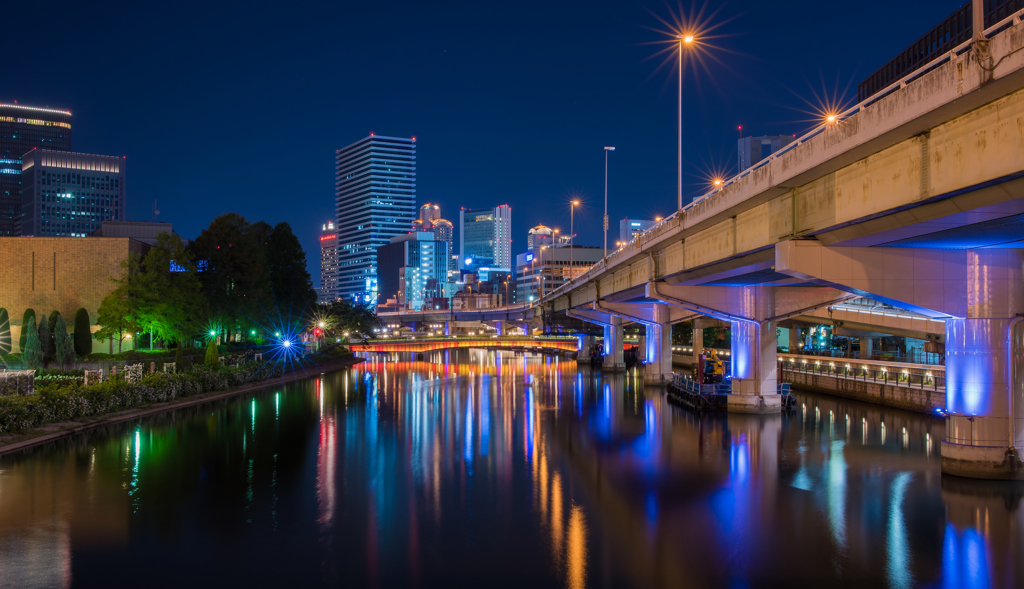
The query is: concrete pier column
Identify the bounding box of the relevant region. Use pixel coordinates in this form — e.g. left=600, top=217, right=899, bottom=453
left=603, top=316, right=624, bottom=372
left=644, top=304, right=673, bottom=385
left=859, top=337, right=873, bottom=359
left=494, top=321, right=504, bottom=336
left=789, top=328, right=802, bottom=354
left=726, top=286, right=781, bottom=414
left=444, top=321, right=451, bottom=337
left=941, top=250, right=1024, bottom=480
left=578, top=335, right=595, bottom=353
left=692, top=327, right=703, bottom=364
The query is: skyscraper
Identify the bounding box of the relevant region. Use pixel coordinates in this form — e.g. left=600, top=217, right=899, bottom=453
left=376, top=232, right=450, bottom=311
left=0, top=103, right=72, bottom=235
left=459, top=205, right=511, bottom=270
left=334, top=135, right=416, bottom=303
left=319, top=221, right=339, bottom=302
left=20, top=150, right=125, bottom=237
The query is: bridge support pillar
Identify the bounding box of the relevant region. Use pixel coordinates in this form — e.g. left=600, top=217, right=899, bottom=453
left=789, top=329, right=802, bottom=354
left=723, top=286, right=781, bottom=414
left=494, top=320, right=504, bottom=336
left=692, top=327, right=703, bottom=365
left=644, top=304, right=673, bottom=385
left=941, top=252, right=1024, bottom=479
left=603, top=317, right=624, bottom=372
left=444, top=321, right=451, bottom=337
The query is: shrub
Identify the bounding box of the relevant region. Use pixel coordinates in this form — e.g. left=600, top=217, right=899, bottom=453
left=205, top=339, right=220, bottom=370
left=19, top=309, right=35, bottom=352
left=74, top=308, right=91, bottom=358
left=22, top=316, right=42, bottom=370
left=38, top=320, right=53, bottom=363
left=54, top=315, right=75, bottom=370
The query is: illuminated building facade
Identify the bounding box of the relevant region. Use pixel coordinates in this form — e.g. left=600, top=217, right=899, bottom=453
left=0, top=103, right=72, bottom=236
left=619, top=218, right=656, bottom=244
left=19, top=150, right=125, bottom=237
left=527, top=225, right=553, bottom=250
left=319, top=221, right=339, bottom=302
left=335, top=135, right=416, bottom=303
left=376, top=232, right=449, bottom=311
left=459, top=205, right=511, bottom=270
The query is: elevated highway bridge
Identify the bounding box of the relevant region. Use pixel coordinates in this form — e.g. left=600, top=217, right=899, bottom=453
left=381, top=12, right=1024, bottom=478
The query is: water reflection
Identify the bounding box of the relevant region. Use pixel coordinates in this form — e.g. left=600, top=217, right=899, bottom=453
left=0, top=349, right=1022, bottom=587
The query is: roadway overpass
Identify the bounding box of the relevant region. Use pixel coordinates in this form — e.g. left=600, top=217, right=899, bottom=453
left=382, top=11, right=1024, bottom=478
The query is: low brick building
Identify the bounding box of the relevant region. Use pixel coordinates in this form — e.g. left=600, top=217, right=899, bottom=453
left=0, top=236, right=147, bottom=353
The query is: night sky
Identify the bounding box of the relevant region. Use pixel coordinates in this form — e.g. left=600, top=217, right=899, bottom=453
left=2, top=0, right=960, bottom=286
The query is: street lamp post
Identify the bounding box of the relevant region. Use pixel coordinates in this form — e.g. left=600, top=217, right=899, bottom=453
left=603, top=147, right=615, bottom=257
left=570, top=200, right=579, bottom=277
left=678, top=34, right=694, bottom=211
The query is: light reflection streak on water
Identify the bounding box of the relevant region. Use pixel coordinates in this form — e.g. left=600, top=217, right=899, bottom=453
left=887, top=472, right=913, bottom=589
left=827, top=440, right=848, bottom=557
left=567, top=505, right=587, bottom=589
left=129, top=429, right=140, bottom=512
left=943, top=524, right=991, bottom=589
left=465, top=386, right=474, bottom=468
left=480, top=378, right=490, bottom=457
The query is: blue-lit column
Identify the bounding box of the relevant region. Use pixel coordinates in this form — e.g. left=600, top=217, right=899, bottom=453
left=494, top=320, right=504, bottom=336
left=603, top=316, right=624, bottom=372
left=941, top=250, right=1024, bottom=479
left=726, top=286, right=780, bottom=414
left=444, top=321, right=451, bottom=337
left=644, top=303, right=673, bottom=385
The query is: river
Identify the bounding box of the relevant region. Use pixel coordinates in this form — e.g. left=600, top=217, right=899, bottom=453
left=0, top=349, right=1020, bottom=588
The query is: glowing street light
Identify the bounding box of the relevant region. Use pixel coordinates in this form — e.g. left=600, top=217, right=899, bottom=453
left=282, top=340, right=291, bottom=348
left=209, top=330, right=216, bottom=337
left=603, top=147, right=615, bottom=257
left=570, top=199, right=580, bottom=273
left=675, top=33, right=697, bottom=210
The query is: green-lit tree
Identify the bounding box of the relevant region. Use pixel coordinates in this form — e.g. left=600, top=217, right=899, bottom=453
left=38, top=319, right=53, bottom=362
left=22, top=315, right=42, bottom=369
left=174, top=344, right=185, bottom=370
left=74, top=308, right=92, bottom=358
left=19, top=309, right=35, bottom=352
left=0, top=308, right=10, bottom=355
left=96, top=255, right=142, bottom=354
left=54, top=315, right=75, bottom=370
left=133, top=232, right=208, bottom=349
left=205, top=337, right=220, bottom=369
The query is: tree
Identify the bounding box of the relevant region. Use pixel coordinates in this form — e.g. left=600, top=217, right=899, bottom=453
left=205, top=338, right=220, bottom=369
left=38, top=319, right=53, bottom=362
left=74, top=308, right=92, bottom=358
left=22, top=315, right=42, bottom=369
left=19, top=309, right=35, bottom=352
left=54, top=315, right=75, bottom=370
left=96, top=255, right=142, bottom=354
left=174, top=345, right=185, bottom=369
left=133, top=232, right=208, bottom=348
left=267, top=222, right=317, bottom=329
left=325, top=299, right=380, bottom=339
left=189, top=213, right=272, bottom=342
left=0, top=308, right=10, bottom=355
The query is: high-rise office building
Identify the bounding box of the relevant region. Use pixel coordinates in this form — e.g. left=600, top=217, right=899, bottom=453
left=737, top=135, right=794, bottom=171
left=19, top=150, right=125, bottom=237
left=619, top=218, right=656, bottom=244
left=376, top=232, right=450, bottom=311
left=319, top=221, right=339, bottom=302
left=334, top=135, right=417, bottom=303
left=459, top=205, right=511, bottom=270
left=527, top=225, right=554, bottom=250
left=0, top=103, right=72, bottom=235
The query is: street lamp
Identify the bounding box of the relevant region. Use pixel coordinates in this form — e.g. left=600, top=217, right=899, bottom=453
left=570, top=200, right=579, bottom=275
left=603, top=147, right=615, bottom=257
left=677, top=33, right=695, bottom=211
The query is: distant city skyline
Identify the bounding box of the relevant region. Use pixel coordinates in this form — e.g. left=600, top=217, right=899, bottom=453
left=1, top=0, right=961, bottom=286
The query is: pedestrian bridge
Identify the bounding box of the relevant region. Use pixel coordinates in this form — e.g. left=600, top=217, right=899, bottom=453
left=380, top=11, right=1024, bottom=478
left=351, top=337, right=579, bottom=354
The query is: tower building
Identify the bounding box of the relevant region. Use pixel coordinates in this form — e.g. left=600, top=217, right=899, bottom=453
left=319, top=221, right=339, bottom=302
left=334, top=135, right=416, bottom=303
left=459, top=205, right=511, bottom=270
left=19, top=150, right=125, bottom=237
left=0, top=103, right=72, bottom=235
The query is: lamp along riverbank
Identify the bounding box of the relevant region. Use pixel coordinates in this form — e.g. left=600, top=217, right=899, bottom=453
left=0, top=354, right=364, bottom=456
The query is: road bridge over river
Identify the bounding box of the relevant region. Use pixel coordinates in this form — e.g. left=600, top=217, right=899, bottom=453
left=381, top=11, right=1024, bottom=478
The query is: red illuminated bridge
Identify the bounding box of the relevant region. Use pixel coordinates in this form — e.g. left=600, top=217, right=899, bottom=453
left=350, top=337, right=579, bottom=354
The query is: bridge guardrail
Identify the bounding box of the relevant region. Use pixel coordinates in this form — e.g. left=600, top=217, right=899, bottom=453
left=779, top=357, right=945, bottom=392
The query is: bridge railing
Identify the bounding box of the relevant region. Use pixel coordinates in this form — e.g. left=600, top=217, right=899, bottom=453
left=779, top=357, right=945, bottom=392
left=538, top=5, right=1024, bottom=306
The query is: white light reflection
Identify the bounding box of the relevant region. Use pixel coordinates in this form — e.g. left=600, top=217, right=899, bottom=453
left=887, top=472, right=914, bottom=589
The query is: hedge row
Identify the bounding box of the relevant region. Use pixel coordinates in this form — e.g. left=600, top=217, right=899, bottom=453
left=0, top=362, right=285, bottom=434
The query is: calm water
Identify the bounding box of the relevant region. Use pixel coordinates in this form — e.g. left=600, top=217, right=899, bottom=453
left=0, top=349, right=1022, bottom=588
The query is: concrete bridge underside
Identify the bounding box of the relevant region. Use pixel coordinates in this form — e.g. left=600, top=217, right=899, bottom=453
left=380, top=18, right=1024, bottom=479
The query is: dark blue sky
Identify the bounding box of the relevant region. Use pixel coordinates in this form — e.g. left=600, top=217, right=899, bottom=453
left=3, top=0, right=960, bottom=286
